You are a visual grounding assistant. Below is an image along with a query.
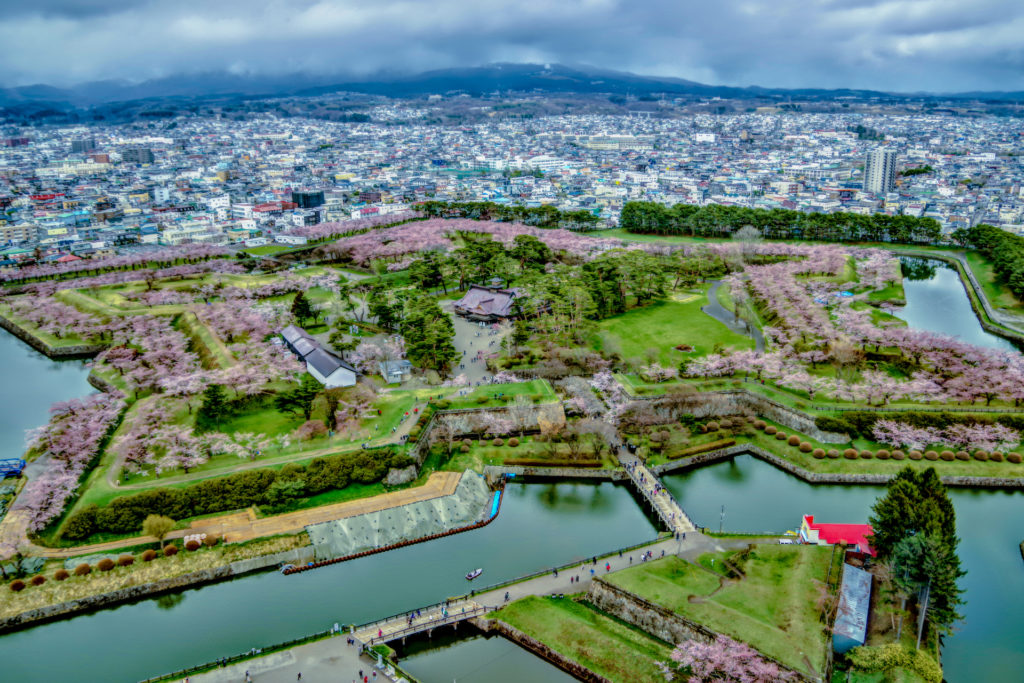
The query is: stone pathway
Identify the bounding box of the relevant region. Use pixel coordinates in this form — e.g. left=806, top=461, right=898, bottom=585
left=703, top=280, right=765, bottom=353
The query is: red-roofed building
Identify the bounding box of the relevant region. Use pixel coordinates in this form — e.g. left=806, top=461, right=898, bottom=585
left=55, top=254, right=83, bottom=263
left=800, top=515, right=876, bottom=557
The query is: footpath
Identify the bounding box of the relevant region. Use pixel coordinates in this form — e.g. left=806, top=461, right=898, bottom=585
left=183, top=532, right=755, bottom=683
left=1, top=472, right=461, bottom=560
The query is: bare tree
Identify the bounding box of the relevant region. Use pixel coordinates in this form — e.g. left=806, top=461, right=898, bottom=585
left=507, top=394, right=535, bottom=438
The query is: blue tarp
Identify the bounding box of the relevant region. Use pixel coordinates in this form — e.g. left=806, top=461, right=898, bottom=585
left=490, top=491, right=501, bottom=518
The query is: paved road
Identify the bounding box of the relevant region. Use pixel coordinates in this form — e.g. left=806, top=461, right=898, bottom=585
left=184, top=532, right=757, bottom=683
left=703, top=280, right=765, bottom=353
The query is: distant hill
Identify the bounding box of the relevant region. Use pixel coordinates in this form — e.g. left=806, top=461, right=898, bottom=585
left=1, top=63, right=1022, bottom=111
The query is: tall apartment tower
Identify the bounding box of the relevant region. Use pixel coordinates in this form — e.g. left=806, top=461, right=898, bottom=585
left=863, top=148, right=897, bottom=194
left=122, top=147, right=155, bottom=164
left=71, top=138, right=95, bottom=154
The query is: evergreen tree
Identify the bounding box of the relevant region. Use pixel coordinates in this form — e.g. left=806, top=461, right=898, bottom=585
left=401, top=295, right=458, bottom=373
left=291, top=291, right=314, bottom=324
left=196, top=384, right=229, bottom=429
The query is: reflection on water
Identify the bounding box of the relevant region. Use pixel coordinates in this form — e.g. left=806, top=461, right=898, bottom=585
left=398, top=631, right=576, bottom=683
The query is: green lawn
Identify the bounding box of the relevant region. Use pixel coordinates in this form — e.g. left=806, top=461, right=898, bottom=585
left=595, top=287, right=754, bottom=365
left=441, top=434, right=618, bottom=472
left=490, top=596, right=673, bottom=683
left=608, top=545, right=833, bottom=675
left=962, top=250, right=1024, bottom=313
left=445, top=379, right=557, bottom=409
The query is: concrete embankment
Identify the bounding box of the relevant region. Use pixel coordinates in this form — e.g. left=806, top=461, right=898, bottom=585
left=302, top=470, right=495, bottom=564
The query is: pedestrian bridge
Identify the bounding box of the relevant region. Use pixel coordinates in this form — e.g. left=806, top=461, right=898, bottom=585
left=353, top=599, right=491, bottom=646
left=617, top=449, right=696, bottom=534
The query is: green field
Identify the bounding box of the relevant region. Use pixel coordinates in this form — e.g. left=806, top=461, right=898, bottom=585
left=445, top=378, right=558, bottom=409
left=595, top=286, right=754, bottom=365
left=961, top=250, right=1024, bottom=313
left=608, top=545, right=833, bottom=675
left=490, top=596, right=673, bottom=683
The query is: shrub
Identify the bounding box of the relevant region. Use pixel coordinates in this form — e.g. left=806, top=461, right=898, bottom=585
left=826, top=449, right=840, bottom=459
left=74, top=563, right=91, bottom=576
left=876, top=449, right=890, bottom=460
left=508, top=438, right=519, bottom=447
left=787, top=435, right=800, bottom=446
left=492, top=438, right=504, bottom=447
left=812, top=448, right=826, bottom=459
left=924, top=450, right=939, bottom=461
left=142, top=549, right=157, bottom=562
left=814, top=415, right=855, bottom=435
left=753, top=420, right=766, bottom=430
left=775, top=432, right=787, bottom=441
left=97, top=558, right=115, bottom=572
left=1007, top=453, right=1022, bottom=464
left=30, top=575, right=45, bottom=586
left=698, top=424, right=707, bottom=434
left=117, top=555, right=134, bottom=566
left=990, top=452, right=1004, bottom=462
left=203, top=535, right=219, bottom=548
left=940, top=451, right=955, bottom=461
left=9, top=580, right=25, bottom=592
left=54, top=569, right=69, bottom=581
left=764, top=425, right=777, bottom=435
left=462, top=439, right=473, bottom=447
left=844, top=448, right=858, bottom=459
left=973, top=451, right=989, bottom=461
left=706, top=421, right=720, bottom=432
left=956, top=451, right=970, bottom=461
left=908, top=450, right=923, bottom=460
left=475, top=395, right=488, bottom=404
left=892, top=450, right=906, bottom=460
left=185, top=540, right=201, bottom=551
left=460, top=444, right=470, bottom=453
left=665, top=439, right=736, bottom=460
left=860, top=450, right=873, bottom=459
left=799, top=442, right=812, bottom=453
left=719, top=419, right=733, bottom=429
left=164, top=545, right=178, bottom=557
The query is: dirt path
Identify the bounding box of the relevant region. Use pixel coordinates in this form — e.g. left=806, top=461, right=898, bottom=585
left=10, top=472, right=461, bottom=559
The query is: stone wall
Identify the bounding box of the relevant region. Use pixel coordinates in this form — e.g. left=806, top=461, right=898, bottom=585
left=639, top=389, right=848, bottom=444
left=587, top=578, right=820, bottom=682
left=0, top=311, right=107, bottom=359
left=483, top=465, right=626, bottom=482
left=651, top=444, right=1024, bottom=490
left=476, top=618, right=612, bottom=683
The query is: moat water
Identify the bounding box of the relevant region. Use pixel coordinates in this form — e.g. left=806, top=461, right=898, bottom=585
left=1, top=257, right=1022, bottom=682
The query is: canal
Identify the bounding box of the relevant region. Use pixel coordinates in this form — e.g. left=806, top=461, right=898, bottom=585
left=895, top=257, right=1018, bottom=351
left=0, top=329, right=94, bottom=460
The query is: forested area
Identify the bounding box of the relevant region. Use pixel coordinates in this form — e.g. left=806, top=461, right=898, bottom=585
left=619, top=201, right=942, bottom=244
left=953, top=224, right=1024, bottom=299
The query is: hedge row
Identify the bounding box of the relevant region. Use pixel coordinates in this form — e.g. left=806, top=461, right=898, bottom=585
left=63, top=448, right=412, bottom=539
left=667, top=439, right=737, bottom=460
left=816, top=411, right=1024, bottom=440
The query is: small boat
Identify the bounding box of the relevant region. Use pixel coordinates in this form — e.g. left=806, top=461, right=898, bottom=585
left=465, top=568, right=483, bottom=580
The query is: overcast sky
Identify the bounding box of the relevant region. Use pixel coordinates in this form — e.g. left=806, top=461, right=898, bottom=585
left=1, top=0, right=1022, bottom=92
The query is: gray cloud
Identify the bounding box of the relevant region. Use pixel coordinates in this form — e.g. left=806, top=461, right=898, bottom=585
left=0, top=0, right=1021, bottom=92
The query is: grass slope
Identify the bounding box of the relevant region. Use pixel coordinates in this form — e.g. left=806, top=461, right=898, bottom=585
left=608, top=545, right=832, bottom=675
left=491, top=596, right=673, bottom=683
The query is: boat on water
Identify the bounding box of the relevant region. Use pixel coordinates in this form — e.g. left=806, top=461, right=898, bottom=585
left=465, top=568, right=483, bottom=580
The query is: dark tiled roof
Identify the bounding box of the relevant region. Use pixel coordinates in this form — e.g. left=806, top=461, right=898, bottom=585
left=305, top=347, right=357, bottom=377
left=453, top=285, right=520, bottom=318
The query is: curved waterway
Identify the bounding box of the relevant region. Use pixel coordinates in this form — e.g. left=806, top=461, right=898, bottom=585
left=0, top=329, right=94, bottom=459
left=894, top=257, right=1018, bottom=351
left=0, top=481, right=658, bottom=683
left=662, top=455, right=1024, bottom=683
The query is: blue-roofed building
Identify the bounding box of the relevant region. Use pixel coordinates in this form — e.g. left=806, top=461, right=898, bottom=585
left=833, top=564, right=873, bottom=654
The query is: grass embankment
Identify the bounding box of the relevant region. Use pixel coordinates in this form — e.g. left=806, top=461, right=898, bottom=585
left=1, top=534, right=309, bottom=620
left=0, top=302, right=89, bottom=348
left=595, top=286, right=754, bottom=365
left=960, top=250, right=1024, bottom=314
left=441, top=434, right=618, bottom=472
left=608, top=545, right=832, bottom=675
left=490, top=595, right=673, bottom=683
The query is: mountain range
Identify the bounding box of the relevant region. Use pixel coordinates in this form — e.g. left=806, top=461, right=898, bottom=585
left=1, top=63, right=1022, bottom=110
